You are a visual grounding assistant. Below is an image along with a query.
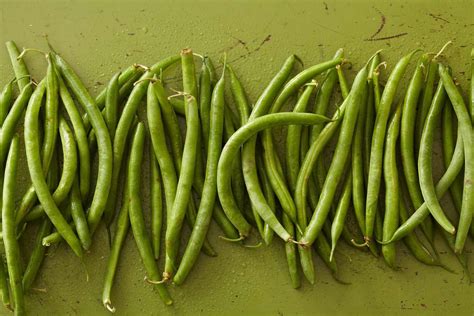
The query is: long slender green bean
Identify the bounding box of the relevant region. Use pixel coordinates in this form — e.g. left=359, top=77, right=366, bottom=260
left=2, top=136, right=24, bottom=315
left=70, top=178, right=91, bottom=250
left=418, top=80, right=455, bottom=233
left=330, top=170, right=352, bottom=261
left=150, top=151, right=163, bottom=260
left=105, top=72, right=120, bottom=140
left=164, top=49, right=199, bottom=279
left=382, top=105, right=402, bottom=268
left=5, top=41, right=30, bottom=90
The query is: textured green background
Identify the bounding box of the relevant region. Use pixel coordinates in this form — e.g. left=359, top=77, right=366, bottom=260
left=1, top=0, right=473, bottom=315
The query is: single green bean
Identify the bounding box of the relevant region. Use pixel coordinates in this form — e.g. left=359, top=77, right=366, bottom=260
left=164, top=49, right=200, bottom=279
left=0, top=252, right=11, bottom=310
left=0, top=80, right=13, bottom=127
left=105, top=72, right=120, bottom=141
left=22, top=219, right=52, bottom=291
left=56, top=73, right=91, bottom=201
left=127, top=123, right=172, bottom=305
left=70, top=178, right=91, bottom=250
left=382, top=105, right=402, bottom=268
left=330, top=170, right=352, bottom=261
left=24, top=78, right=82, bottom=257
left=52, top=52, right=113, bottom=237
left=282, top=212, right=300, bottom=289
left=218, top=113, right=333, bottom=242
left=199, top=57, right=212, bottom=151
left=2, top=136, right=25, bottom=315
left=439, top=64, right=474, bottom=253
left=0, top=82, right=34, bottom=169
left=102, top=148, right=131, bottom=313
left=415, top=58, right=437, bottom=154
left=150, top=151, right=163, bottom=260
left=5, top=41, right=30, bottom=90
left=365, top=50, right=417, bottom=242
left=286, top=84, right=316, bottom=190
left=301, top=65, right=367, bottom=246
left=441, top=102, right=464, bottom=215
left=418, top=80, right=455, bottom=233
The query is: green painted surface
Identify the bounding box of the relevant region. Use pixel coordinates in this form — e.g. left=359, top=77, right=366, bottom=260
left=1, top=0, right=473, bottom=315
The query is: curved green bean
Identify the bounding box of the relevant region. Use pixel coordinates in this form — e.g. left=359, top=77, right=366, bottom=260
left=382, top=105, right=402, bottom=268
left=2, top=136, right=24, bottom=315
left=5, top=41, right=30, bottom=90
left=418, top=80, right=455, bottom=233
left=105, top=72, right=120, bottom=140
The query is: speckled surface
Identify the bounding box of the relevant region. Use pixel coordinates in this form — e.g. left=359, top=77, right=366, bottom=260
left=0, top=0, right=473, bottom=315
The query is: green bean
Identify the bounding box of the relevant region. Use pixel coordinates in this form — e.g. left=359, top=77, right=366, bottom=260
left=2, top=136, right=23, bottom=314
left=70, top=178, right=91, bottom=250
left=382, top=105, right=402, bottom=268
left=400, top=56, right=426, bottom=209
left=24, top=77, right=82, bottom=258
left=174, top=65, right=226, bottom=284
left=441, top=103, right=464, bottom=216
left=418, top=80, right=455, bottom=233
left=330, top=170, right=352, bottom=261
left=227, top=64, right=251, bottom=126
left=282, top=212, right=300, bottom=289
left=199, top=57, right=212, bottom=151
left=301, top=65, right=367, bottom=246
left=364, top=54, right=379, bottom=177
left=218, top=113, right=332, bottom=242
left=399, top=195, right=439, bottom=266
left=415, top=58, right=438, bottom=153
left=253, top=153, right=268, bottom=241
left=224, top=108, right=247, bottom=213
left=351, top=81, right=369, bottom=238
left=22, top=219, right=52, bottom=291
left=0, top=82, right=34, bottom=170
left=150, top=151, right=163, bottom=260
left=286, top=84, right=316, bottom=190
left=95, top=64, right=140, bottom=110
left=52, top=52, right=113, bottom=238
left=102, top=155, right=130, bottom=313
left=365, top=51, right=417, bottom=243
left=5, top=41, right=30, bottom=90
left=387, top=130, right=464, bottom=242
left=0, top=252, right=11, bottom=310
left=0, top=80, right=13, bottom=127
left=169, top=98, right=185, bottom=115
left=105, top=72, right=120, bottom=140
left=471, top=48, right=474, bottom=122
left=259, top=158, right=276, bottom=246
left=127, top=123, right=172, bottom=305
left=439, top=64, right=474, bottom=253
left=56, top=73, right=91, bottom=202
left=164, top=49, right=200, bottom=279
left=184, top=196, right=217, bottom=258
left=310, top=69, right=338, bottom=144
left=26, top=117, right=78, bottom=219
left=372, top=61, right=382, bottom=112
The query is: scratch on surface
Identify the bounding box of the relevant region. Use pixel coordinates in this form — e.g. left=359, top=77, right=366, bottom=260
left=429, top=13, right=450, bottom=23
left=365, top=7, right=408, bottom=41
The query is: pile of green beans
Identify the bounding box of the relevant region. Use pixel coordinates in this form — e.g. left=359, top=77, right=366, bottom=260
left=0, top=40, right=472, bottom=315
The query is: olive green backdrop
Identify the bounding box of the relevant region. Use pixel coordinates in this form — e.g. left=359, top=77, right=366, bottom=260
left=0, top=0, right=473, bottom=315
